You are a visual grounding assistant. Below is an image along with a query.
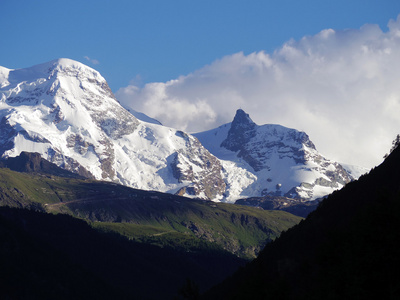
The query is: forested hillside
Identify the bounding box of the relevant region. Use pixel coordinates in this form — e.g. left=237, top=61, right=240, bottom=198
left=205, top=139, right=400, bottom=299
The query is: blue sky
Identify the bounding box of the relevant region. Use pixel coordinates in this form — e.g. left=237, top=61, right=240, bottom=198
left=1, top=0, right=400, bottom=91
left=2, top=0, right=400, bottom=168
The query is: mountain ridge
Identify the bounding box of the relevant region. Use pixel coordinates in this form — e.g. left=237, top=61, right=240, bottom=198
left=195, top=109, right=365, bottom=202
left=0, top=59, right=366, bottom=203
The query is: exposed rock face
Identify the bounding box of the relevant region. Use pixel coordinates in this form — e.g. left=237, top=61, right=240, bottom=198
left=195, top=109, right=361, bottom=202
left=0, top=117, right=17, bottom=155
left=172, top=131, right=226, bottom=200
left=221, top=109, right=262, bottom=171
left=0, top=151, right=89, bottom=178
left=221, top=109, right=257, bottom=151
left=221, top=109, right=318, bottom=172
left=1, top=151, right=49, bottom=173
left=0, top=59, right=226, bottom=200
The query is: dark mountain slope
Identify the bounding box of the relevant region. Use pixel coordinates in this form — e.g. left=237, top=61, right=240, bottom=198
left=0, top=152, right=300, bottom=298
left=0, top=206, right=245, bottom=300
left=0, top=157, right=301, bottom=258
left=205, top=145, right=400, bottom=299
left=0, top=207, right=124, bottom=300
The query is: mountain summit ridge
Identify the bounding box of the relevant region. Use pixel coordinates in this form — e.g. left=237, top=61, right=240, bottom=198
left=195, top=108, right=362, bottom=201
left=0, top=59, right=365, bottom=202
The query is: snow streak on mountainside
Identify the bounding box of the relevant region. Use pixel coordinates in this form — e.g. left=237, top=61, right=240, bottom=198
left=0, top=59, right=225, bottom=200
left=195, top=109, right=366, bottom=202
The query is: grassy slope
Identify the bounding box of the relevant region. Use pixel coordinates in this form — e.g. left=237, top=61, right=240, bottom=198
left=0, top=167, right=301, bottom=258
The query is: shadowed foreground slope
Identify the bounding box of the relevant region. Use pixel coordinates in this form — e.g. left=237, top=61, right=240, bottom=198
left=0, top=153, right=302, bottom=298
left=0, top=154, right=301, bottom=259
left=205, top=146, right=400, bottom=299
left=0, top=206, right=245, bottom=299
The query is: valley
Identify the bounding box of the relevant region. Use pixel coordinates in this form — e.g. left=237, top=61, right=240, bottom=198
left=1, top=58, right=388, bottom=299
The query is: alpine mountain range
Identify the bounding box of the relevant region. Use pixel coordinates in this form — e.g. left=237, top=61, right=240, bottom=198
left=0, top=58, right=367, bottom=203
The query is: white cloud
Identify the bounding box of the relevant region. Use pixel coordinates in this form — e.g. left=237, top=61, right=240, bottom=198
left=84, top=56, right=100, bottom=65
left=116, top=15, right=400, bottom=168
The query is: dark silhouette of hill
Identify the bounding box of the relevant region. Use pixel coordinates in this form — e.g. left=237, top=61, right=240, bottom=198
left=205, top=145, right=400, bottom=299
left=0, top=206, right=244, bottom=299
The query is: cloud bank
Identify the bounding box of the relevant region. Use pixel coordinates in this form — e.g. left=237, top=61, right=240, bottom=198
left=116, top=15, right=400, bottom=168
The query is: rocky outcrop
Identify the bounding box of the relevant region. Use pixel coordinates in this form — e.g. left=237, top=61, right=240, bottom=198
left=221, top=109, right=257, bottom=152
left=171, top=131, right=226, bottom=200
left=0, top=151, right=89, bottom=178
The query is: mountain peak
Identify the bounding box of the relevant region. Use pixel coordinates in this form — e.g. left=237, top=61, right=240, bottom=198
left=52, top=58, right=85, bottom=67
left=37, top=58, right=93, bottom=70
left=232, top=109, right=256, bottom=128
left=37, top=58, right=102, bottom=80
left=0, top=58, right=103, bottom=89
left=45, top=58, right=99, bottom=75
left=198, top=108, right=354, bottom=200
left=220, top=109, right=257, bottom=152
left=0, top=60, right=228, bottom=201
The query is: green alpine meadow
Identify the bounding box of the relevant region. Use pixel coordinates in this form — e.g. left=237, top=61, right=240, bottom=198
left=0, top=166, right=301, bottom=258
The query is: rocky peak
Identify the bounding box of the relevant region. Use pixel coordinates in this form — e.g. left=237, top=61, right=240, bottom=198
left=231, top=109, right=256, bottom=129
left=221, top=109, right=257, bottom=152
left=195, top=109, right=357, bottom=201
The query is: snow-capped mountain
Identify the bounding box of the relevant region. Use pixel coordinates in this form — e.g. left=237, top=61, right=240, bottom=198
left=0, top=59, right=225, bottom=200
left=194, top=109, right=367, bottom=202
left=0, top=59, right=366, bottom=203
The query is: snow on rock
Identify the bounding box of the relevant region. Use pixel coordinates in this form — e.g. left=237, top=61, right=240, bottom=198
left=195, top=109, right=362, bottom=202
left=0, top=59, right=225, bottom=200
left=0, top=59, right=366, bottom=203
